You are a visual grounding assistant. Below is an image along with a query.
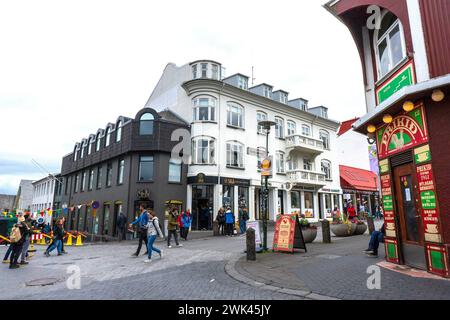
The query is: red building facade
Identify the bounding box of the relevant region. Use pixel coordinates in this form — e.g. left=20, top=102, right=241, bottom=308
left=325, top=0, right=450, bottom=277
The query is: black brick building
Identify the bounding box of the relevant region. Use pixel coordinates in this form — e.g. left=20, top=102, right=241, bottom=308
left=60, top=108, right=189, bottom=240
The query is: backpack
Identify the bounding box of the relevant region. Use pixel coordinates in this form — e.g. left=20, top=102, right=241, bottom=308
left=152, top=219, right=163, bottom=237
left=10, top=226, right=22, bottom=244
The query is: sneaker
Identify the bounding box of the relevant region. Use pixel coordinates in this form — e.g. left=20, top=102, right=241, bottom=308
left=131, top=253, right=138, bottom=257
left=9, top=264, right=20, bottom=269
left=363, top=249, right=373, bottom=253
left=57, top=253, right=62, bottom=256
left=2, top=260, right=9, bottom=264
left=19, top=261, right=29, bottom=265
left=168, top=245, right=172, bottom=249
left=44, top=252, right=50, bottom=257
left=144, top=259, right=152, bottom=263
left=177, top=244, right=183, bottom=247
left=159, top=251, right=164, bottom=258
left=366, top=252, right=379, bottom=258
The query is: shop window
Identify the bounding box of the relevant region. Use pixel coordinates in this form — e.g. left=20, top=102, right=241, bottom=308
left=304, top=192, right=314, bottom=210
left=291, top=191, right=301, bottom=210
left=375, top=11, right=406, bottom=79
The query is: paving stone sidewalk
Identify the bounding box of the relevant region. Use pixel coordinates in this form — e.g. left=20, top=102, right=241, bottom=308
left=230, top=234, right=450, bottom=300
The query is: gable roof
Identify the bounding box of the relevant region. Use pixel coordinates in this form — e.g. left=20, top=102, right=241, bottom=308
left=337, top=117, right=359, bottom=136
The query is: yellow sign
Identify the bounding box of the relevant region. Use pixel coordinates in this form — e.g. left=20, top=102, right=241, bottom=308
left=261, top=158, right=271, bottom=177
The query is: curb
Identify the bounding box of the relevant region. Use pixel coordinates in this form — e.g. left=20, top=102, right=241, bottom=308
left=224, top=256, right=340, bottom=300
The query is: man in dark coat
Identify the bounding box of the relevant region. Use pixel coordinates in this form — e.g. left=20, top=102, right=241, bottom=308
left=116, top=212, right=127, bottom=242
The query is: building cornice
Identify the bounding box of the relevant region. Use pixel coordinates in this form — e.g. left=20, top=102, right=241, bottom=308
left=182, top=79, right=341, bottom=131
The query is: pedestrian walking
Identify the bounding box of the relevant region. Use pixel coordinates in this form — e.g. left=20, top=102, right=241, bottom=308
left=167, top=208, right=182, bottom=248
left=225, top=207, right=235, bottom=237
left=2, top=244, right=13, bottom=264
left=116, top=212, right=127, bottom=242
left=238, top=207, right=249, bottom=234
left=8, top=214, right=27, bottom=269
left=181, top=210, right=192, bottom=241
left=130, top=205, right=149, bottom=257
left=44, top=218, right=64, bottom=257
left=216, top=208, right=226, bottom=236
left=144, top=210, right=164, bottom=263
left=19, top=213, right=33, bottom=265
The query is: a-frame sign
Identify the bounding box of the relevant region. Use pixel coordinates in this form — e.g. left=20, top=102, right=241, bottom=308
left=273, top=214, right=307, bottom=253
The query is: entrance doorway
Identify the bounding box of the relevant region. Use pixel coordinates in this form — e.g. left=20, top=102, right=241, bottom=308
left=191, top=185, right=214, bottom=231
left=277, top=190, right=284, bottom=215
left=393, top=163, right=426, bottom=269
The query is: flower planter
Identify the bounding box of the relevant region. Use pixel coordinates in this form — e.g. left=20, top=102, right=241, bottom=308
left=301, top=228, right=318, bottom=243
left=331, top=223, right=356, bottom=237
left=354, top=223, right=368, bottom=235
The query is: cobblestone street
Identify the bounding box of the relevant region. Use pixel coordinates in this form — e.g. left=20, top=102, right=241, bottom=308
left=2, top=226, right=450, bottom=300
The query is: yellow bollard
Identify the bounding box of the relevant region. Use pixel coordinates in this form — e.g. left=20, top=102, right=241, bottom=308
left=75, top=234, right=83, bottom=246
left=66, top=234, right=73, bottom=246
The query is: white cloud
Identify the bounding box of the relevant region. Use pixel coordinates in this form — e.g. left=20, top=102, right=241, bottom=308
left=0, top=0, right=366, bottom=194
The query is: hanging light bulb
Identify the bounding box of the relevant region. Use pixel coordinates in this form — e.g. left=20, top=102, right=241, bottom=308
left=383, top=114, right=393, bottom=124
left=432, top=89, right=445, bottom=102
left=367, top=125, right=376, bottom=133
left=403, top=101, right=415, bottom=112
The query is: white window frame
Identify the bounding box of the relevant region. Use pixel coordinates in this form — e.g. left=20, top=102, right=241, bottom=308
left=257, top=111, right=267, bottom=134
left=201, top=63, right=208, bottom=78
left=192, top=137, right=216, bottom=165
left=193, top=97, right=216, bottom=122
left=238, top=76, right=248, bottom=90
left=226, top=141, right=245, bottom=169
left=192, top=64, right=198, bottom=79
left=303, top=158, right=313, bottom=171
left=276, top=151, right=285, bottom=174
left=374, top=11, right=407, bottom=80
left=301, top=124, right=311, bottom=137
left=168, top=158, right=182, bottom=183
left=211, top=64, right=219, bottom=80
left=319, top=130, right=330, bottom=150
left=80, top=142, right=85, bottom=159
left=116, top=121, right=122, bottom=143
left=105, top=128, right=111, bottom=147
left=263, top=86, right=272, bottom=98
left=275, top=117, right=285, bottom=139
left=88, top=138, right=92, bottom=155
left=321, top=160, right=332, bottom=180
left=287, top=121, right=296, bottom=136
left=227, top=102, right=244, bottom=128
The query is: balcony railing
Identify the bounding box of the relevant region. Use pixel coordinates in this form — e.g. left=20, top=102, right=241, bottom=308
left=287, top=170, right=327, bottom=186
left=285, top=135, right=325, bottom=155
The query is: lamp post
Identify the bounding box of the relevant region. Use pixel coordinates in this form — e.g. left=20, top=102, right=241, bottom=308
left=258, top=120, right=276, bottom=252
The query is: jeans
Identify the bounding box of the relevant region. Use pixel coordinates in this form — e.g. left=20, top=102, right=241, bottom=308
left=10, top=243, right=23, bottom=266
left=147, top=235, right=161, bottom=259
left=368, top=231, right=384, bottom=255
left=3, top=245, right=13, bottom=261
left=218, top=223, right=225, bottom=236
left=239, top=220, right=247, bottom=234
left=47, top=240, right=63, bottom=254
left=20, top=238, right=30, bottom=262
left=167, top=230, right=179, bottom=246
left=181, top=227, right=189, bottom=240
left=136, top=229, right=148, bottom=255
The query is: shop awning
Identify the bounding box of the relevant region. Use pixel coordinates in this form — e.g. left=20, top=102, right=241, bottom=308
left=339, top=165, right=378, bottom=192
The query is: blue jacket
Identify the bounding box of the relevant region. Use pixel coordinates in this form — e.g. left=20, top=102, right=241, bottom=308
left=131, top=211, right=149, bottom=228
left=225, top=210, right=235, bottom=224
left=181, top=214, right=192, bottom=228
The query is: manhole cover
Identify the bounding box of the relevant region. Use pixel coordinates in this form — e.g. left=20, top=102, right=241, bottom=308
left=26, top=278, right=60, bottom=287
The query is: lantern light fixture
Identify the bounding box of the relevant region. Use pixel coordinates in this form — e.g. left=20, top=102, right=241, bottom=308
left=403, top=101, right=415, bottom=112
left=432, top=89, right=445, bottom=102
left=383, top=114, right=393, bottom=124
left=367, top=125, right=376, bottom=133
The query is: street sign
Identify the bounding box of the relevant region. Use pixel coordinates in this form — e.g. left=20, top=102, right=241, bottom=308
left=261, top=158, right=271, bottom=177
left=246, top=220, right=262, bottom=247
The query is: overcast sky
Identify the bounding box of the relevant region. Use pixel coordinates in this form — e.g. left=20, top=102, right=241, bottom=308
left=0, top=0, right=366, bottom=194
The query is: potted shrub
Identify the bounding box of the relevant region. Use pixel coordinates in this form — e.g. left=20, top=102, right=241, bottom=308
left=353, top=218, right=368, bottom=235
left=298, top=215, right=318, bottom=243
left=330, top=213, right=356, bottom=237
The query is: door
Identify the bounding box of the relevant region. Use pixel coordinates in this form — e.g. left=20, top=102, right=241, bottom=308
left=277, top=190, right=284, bottom=215
left=393, top=163, right=426, bottom=269
left=191, top=185, right=213, bottom=231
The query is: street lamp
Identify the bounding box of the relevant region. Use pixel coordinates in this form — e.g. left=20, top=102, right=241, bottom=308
left=258, top=120, right=276, bottom=252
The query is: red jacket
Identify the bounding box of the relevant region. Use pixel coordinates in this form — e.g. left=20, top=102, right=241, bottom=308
left=348, top=207, right=356, bottom=218
left=177, top=214, right=184, bottom=227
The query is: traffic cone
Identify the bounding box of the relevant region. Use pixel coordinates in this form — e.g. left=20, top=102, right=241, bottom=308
left=66, top=234, right=73, bottom=246
left=75, top=234, right=83, bottom=246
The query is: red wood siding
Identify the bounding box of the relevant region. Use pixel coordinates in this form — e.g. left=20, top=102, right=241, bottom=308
left=425, top=97, right=450, bottom=244
left=420, top=0, right=450, bottom=78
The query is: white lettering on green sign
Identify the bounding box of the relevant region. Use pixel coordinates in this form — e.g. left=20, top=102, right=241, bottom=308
left=377, top=63, right=414, bottom=104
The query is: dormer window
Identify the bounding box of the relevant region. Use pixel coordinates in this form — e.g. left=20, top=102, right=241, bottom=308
left=201, top=63, right=208, bottom=78
left=140, top=113, right=154, bottom=135
left=105, top=127, right=111, bottom=147
left=375, top=11, right=406, bottom=79
left=192, top=64, right=198, bottom=79
left=238, top=76, right=248, bottom=90
left=211, top=64, right=219, bottom=80
left=263, top=86, right=272, bottom=98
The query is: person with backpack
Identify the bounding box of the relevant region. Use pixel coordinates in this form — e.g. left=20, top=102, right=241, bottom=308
left=167, top=208, right=182, bottom=248
left=44, top=218, right=64, bottom=257
left=225, top=207, right=235, bottom=237
left=130, top=205, right=149, bottom=257
left=216, top=208, right=226, bottom=236
left=9, top=214, right=28, bottom=269
left=144, top=210, right=164, bottom=263
left=238, top=207, right=249, bottom=234
left=180, top=210, right=192, bottom=241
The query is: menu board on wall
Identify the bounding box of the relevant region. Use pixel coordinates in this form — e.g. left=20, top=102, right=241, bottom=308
left=376, top=105, right=428, bottom=159
left=416, top=164, right=442, bottom=243
left=380, top=174, right=397, bottom=238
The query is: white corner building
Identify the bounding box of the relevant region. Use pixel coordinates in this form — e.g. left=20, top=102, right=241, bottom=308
left=145, top=60, right=342, bottom=228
